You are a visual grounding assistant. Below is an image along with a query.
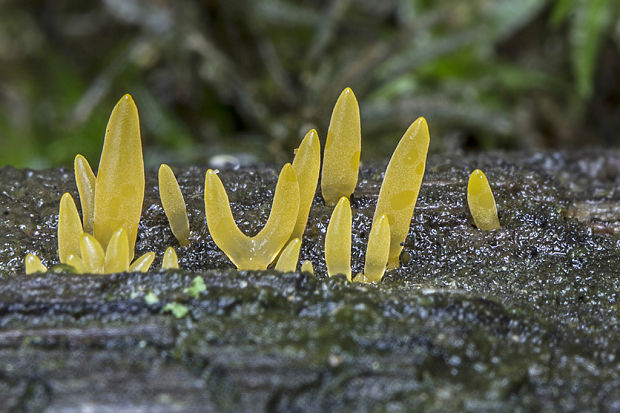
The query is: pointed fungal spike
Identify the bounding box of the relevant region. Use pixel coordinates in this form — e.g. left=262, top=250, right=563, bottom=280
left=93, top=93, right=144, bottom=261
left=158, top=164, right=190, bottom=246
left=301, top=260, right=314, bottom=275
left=467, top=169, right=500, bottom=230
left=162, top=246, right=179, bottom=270
left=321, top=87, right=361, bottom=206
left=363, top=214, right=390, bottom=282
left=74, top=154, right=96, bottom=234
left=275, top=238, right=301, bottom=272
left=58, top=193, right=84, bottom=264
left=373, top=117, right=430, bottom=269
left=325, top=196, right=352, bottom=280
left=65, top=254, right=86, bottom=274
left=25, top=253, right=47, bottom=274
left=291, top=129, right=321, bottom=240
left=129, top=252, right=156, bottom=273
left=104, top=227, right=130, bottom=273
left=79, top=233, right=105, bottom=274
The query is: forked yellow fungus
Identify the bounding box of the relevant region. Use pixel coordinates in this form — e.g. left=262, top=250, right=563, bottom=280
left=25, top=253, right=47, bottom=274
left=291, top=129, right=321, bottom=240
left=205, top=164, right=300, bottom=270
left=324, top=196, right=352, bottom=280
left=301, top=260, right=314, bottom=275
left=162, top=247, right=179, bottom=270
left=467, top=169, right=500, bottom=230
left=275, top=238, right=301, bottom=272
left=93, top=94, right=144, bottom=261
left=74, top=155, right=96, bottom=234
left=158, top=164, right=190, bottom=246
left=373, top=117, right=430, bottom=269
left=358, top=214, right=390, bottom=283
left=321, top=88, right=361, bottom=206
left=58, top=193, right=83, bottom=264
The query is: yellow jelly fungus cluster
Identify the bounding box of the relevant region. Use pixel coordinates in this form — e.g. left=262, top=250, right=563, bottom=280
left=467, top=169, right=500, bottom=230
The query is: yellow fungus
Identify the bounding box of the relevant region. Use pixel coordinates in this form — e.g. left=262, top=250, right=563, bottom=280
left=25, top=253, right=47, bottom=274
left=65, top=254, right=86, bottom=273
left=362, top=214, right=390, bottom=282
left=325, top=196, right=352, bottom=280
left=321, top=87, right=361, bottom=206
left=291, top=129, right=321, bottom=240
left=467, top=169, right=500, bottom=230
left=158, top=164, right=190, bottom=246
left=103, top=227, right=130, bottom=273
left=79, top=233, right=105, bottom=274
left=93, top=94, right=144, bottom=260
left=58, top=193, right=83, bottom=264
left=275, top=238, right=301, bottom=272
left=129, top=252, right=156, bottom=273
left=301, top=260, right=314, bottom=275
left=373, top=117, right=430, bottom=269
left=204, top=163, right=300, bottom=270
left=74, top=154, right=96, bottom=234
left=162, top=246, right=179, bottom=269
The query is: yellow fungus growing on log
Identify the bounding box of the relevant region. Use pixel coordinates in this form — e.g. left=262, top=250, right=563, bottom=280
left=325, top=196, right=352, bottom=280
left=275, top=238, right=301, bottom=272
left=159, top=164, right=190, bottom=246
left=93, top=94, right=144, bottom=260
left=129, top=252, right=156, bottom=273
left=103, top=227, right=130, bottom=273
left=74, top=154, right=96, bottom=234
left=301, top=260, right=314, bottom=275
left=162, top=246, right=179, bottom=270
left=321, top=88, right=361, bottom=206
left=65, top=254, right=86, bottom=273
left=373, top=117, right=430, bottom=269
left=467, top=169, right=500, bottom=230
left=80, top=233, right=105, bottom=274
left=204, top=164, right=300, bottom=270
left=361, top=214, right=390, bottom=282
left=291, top=129, right=321, bottom=240
left=58, top=193, right=83, bottom=264
left=25, top=253, right=47, bottom=274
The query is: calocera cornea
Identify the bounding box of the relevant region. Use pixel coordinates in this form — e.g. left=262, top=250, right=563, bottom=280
left=467, top=169, right=500, bottom=230
left=159, top=164, right=191, bottom=246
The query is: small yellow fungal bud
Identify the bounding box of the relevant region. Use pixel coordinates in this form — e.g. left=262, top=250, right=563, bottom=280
left=204, top=164, right=300, bottom=270
left=467, top=169, right=500, bottom=230
left=301, top=260, right=314, bottom=275
left=362, top=214, right=390, bottom=282
left=291, top=129, right=321, bottom=240
left=373, top=117, right=430, bottom=269
left=104, top=227, right=130, bottom=273
left=25, top=253, right=47, bottom=274
left=129, top=252, right=156, bottom=273
left=58, top=193, right=83, bottom=264
left=275, top=238, right=301, bottom=272
left=162, top=246, right=179, bottom=270
left=74, top=154, right=96, bottom=234
left=321, top=87, right=361, bottom=206
left=80, top=233, right=105, bottom=274
left=93, top=94, right=145, bottom=261
left=65, top=254, right=86, bottom=273
left=325, top=196, right=352, bottom=280
left=158, top=164, right=190, bottom=247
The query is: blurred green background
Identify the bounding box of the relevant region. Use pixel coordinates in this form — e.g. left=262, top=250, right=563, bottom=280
left=0, top=0, right=618, bottom=168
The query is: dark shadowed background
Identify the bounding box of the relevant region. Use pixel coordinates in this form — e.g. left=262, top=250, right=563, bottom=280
left=0, top=0, right=618, bottom=168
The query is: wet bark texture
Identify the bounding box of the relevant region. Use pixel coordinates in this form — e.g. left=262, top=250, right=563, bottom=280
left=0, top=151, right=619, bottom=412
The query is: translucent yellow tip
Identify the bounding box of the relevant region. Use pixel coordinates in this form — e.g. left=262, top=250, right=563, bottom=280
left=65, top=254, right=86, bottom=273
left=93, top=93, right=144, bottom=261
left=275, top=238, right=301, bottom=272
left=159, top=164, right=190, bottom=246
left=74, top=154, right=96, bottom=234
left=25, top=253, right=47, bottom=274
left=362, top=214, right=390, bottom=282
left=80, top=233, right=105, bottom=274
left=321, top=87, right=361, bottom=206
left=325, top=196, right=352, bottom=280
left=467, top=169, right=500, bottom=230
left=291, top=129, right=320, bottom=240
left=162, top=246, right=179, bottom=270
left=373, top=117, right=430, bottom=269
left=104, top=227, right=130, bottom=273
left=129, top=252, right=156, bottom=273
left=58, top=193, right=84, bottom=264
left=301, top=260, right=314, bottom=275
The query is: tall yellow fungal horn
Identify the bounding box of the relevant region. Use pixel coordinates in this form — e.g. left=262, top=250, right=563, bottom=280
left=103, top=227, right=130, bottom=273
left=360, top=214, right=390, bottom=282
left=291, top=129, right=321, bottom=240
left=467, top=169, right=500, bottom=230
left=205, top=163, right=300, bottom=270
left=158, top=164, right=190, bottom=246
left=58, top=193, right=83, bottom=264
left=321, top=88, right=361, bottom=206
left=324, top=196, right=352, bottom=280
left=93, top=94, right=144, bottom=260
left=74, top=155, right=96, bottom=234
left=80, top=233, right=105, bottom=274
left=275, top=238, right=301, bottom=272
left=373, top=117, right=430, bottom=269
